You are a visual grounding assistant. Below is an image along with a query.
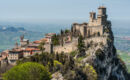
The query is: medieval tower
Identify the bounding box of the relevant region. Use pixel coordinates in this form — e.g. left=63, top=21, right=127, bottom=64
left=71, top=6, right=108, bottom=38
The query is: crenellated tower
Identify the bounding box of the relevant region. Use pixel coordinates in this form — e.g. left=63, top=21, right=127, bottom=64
left=89, top=12, right=96, bottom=22
left=97, top=6, right=107, bottom=25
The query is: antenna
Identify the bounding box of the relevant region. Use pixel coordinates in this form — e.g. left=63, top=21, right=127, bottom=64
left=98, top=0, right=105, bottom=7
left=98, top=0, right=101, bottom=7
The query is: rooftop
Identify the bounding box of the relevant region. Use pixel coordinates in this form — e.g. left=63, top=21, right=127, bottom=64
left=98, top=6, right=106, bottom=9
left=24, top=48, right=40, bottom=51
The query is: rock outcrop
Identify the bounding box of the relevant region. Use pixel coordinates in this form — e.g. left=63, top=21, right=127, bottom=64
left=81, top=23, right=129, bottom=80
left=51, top=22, right=129, bottom=80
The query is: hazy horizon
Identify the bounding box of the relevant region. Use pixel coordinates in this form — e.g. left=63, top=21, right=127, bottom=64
left=0, top=0, right=130, bottom=24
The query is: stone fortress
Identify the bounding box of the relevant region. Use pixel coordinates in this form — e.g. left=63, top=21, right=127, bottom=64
left=51, top=6, right=111, bottom=53
left=0, top=6, right=111, bottom=65
left=71, top=6, right=108, bottom=37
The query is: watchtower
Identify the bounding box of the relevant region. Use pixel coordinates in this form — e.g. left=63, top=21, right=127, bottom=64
left=89, top=12, right=96, bottom=22
left=97, top=6, right=107, bottom=25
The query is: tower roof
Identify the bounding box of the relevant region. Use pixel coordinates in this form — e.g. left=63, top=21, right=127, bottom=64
left=98, top=6, right=106, bottom=9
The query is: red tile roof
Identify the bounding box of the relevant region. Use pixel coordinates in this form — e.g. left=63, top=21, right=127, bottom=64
left=24, top=48, right=40, bottom=51
left=33, top=40, right=41, bottom=44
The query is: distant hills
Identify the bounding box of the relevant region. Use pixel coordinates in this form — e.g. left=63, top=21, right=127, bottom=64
left=0, top=25, right=25, bottom=32
left=0, top=25, right=44, bottom=52
left=0, top=22, right=130, bottom=53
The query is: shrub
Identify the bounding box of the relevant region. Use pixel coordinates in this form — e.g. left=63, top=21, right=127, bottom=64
left=70, top=51, right=77, bottom=57
left=53, top=60, right=63, bottom=72
left=3, top=62, right=51, bottom=80
left=83, top=64, right=97, bottom=80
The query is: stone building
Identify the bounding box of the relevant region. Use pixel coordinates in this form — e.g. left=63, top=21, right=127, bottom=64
left=49, top=6, right=110, bottom=53
left=8, top=49, right=23, bottom=64
left=71, top=6, right=108, bottom=38
left=23, top=48, right=40, bottom=57
left=20, top=35, right=29, bottom=47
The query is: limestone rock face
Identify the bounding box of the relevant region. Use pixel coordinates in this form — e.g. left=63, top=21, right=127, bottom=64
left=82, top=25, right=129, bottom=80
left=51, top=72, right=65, bottom=80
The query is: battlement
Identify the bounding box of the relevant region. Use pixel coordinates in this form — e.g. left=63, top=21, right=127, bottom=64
left=89, top=6, right=107, bottom=26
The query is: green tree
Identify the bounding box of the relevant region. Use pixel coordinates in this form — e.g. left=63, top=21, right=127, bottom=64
left=52, top=35, right=60, bottom=45
left=77, top=35, right=85, bottom=53
left=65, top=29, right=70, bottom=34
left=3, top=62, right=51, bottom=80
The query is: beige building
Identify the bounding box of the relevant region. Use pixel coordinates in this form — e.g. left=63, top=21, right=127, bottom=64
left=23, top=48, right=40, bottom=57
left=8, top=50, right=23, bottom=64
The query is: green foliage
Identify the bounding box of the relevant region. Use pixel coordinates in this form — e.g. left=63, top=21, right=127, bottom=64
left=77, top=35, right=85, bottom=53
left=76, top=56, right=85, bottom=63
left=53, top=60, right=63, bottom=71
left=70, top=51, right=77, bottom=57
left=117, top=50, right=130, bottom=73
left=65, top=29, right=70, bottom=34
left=17, top=52, right=75, bottom=74
left=83, top=64, right=97, bottom=80
left=16, top=52, right=99, bottom=80
left=3, top=62, right=51, bottom=80
left=54, top=60, right=62, bottom=67
left=52, top=35, right=60, bottom=45
left=117, top=55, right=128, bottom=71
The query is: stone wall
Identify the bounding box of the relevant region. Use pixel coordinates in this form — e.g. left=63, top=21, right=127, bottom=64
left=44, top=36, right=107, bottom=54
left=53, top=38, right=78, bottom=53
left=87, top=25, right=103, bottom=36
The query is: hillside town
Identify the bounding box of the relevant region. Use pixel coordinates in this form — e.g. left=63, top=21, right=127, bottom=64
left=0, top=6, right=110, bottom=66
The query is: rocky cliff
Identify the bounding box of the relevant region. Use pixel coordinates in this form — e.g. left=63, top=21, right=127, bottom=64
left=51, top=22, right=129, bottom=80
left=16, top=23, right=129, bottom=80
left=78, top=23, right=129, bottom=80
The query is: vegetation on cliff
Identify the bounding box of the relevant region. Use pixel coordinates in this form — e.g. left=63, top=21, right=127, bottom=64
left=52, top=34, right=60, bottom=46
left=15, top=51, right=97, bottom=80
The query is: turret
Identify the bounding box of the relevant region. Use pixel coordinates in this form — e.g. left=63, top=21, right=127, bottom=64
left=89, top=12, right=96, bottom=22
left=20, top=35, right=24, bottom=41
left=97, top=6, right=107, bottom=25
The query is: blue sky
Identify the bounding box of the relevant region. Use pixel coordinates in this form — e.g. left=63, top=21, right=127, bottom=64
left=0, top=0, right=129, bottom=23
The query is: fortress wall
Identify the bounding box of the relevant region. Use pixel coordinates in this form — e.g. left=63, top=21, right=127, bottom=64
left=53, top=38, right=78, bottom=53
left=53, top=43, right=77, bottom=53
left=44, top=36, right=107, bottom=54
left=75, top=25, right=80, bottom=30
left=87, top=26, right=103, bottom=36
left=88, top=19, right=98, bottom=26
